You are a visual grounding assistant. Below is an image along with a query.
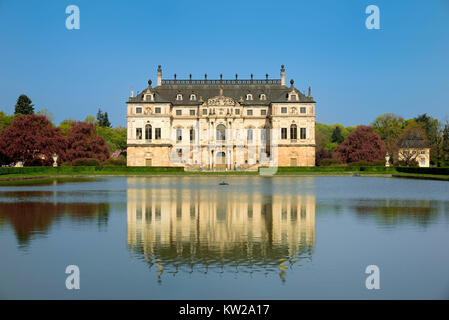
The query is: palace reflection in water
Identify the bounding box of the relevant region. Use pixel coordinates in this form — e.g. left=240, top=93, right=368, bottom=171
left=126, top=178, right=316, bottom=281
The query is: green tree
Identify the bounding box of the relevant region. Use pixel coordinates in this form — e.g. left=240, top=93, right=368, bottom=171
left=96, top=108, right=111, bottom=128
left=371, top=113, right=404, bottom=161
left=14, top=94, right=34, bottom=115
left=96, top=125, right=127, bottom=152
left=331, top=126, right=344, bottom=144
left=414, top=113, right=441, bottom=165
left=0, top=111, right=15, bottom=134
left=441, top=121, right=449, bottom=166
left=37, top=108, right=54, bottom=123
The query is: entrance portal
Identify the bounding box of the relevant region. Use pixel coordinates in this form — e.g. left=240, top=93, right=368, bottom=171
left=216, top=152, right=226, bottom=170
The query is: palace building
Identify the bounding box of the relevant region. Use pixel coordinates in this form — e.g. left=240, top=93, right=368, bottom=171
left=126, top=65, right=316, bottom=170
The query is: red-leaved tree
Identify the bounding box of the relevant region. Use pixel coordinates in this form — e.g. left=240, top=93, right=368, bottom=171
left=335, top=125, right=386, bottom=163
left=65, top=122, right=110, bottom=162
left=0, top=114, right=67, bottom=165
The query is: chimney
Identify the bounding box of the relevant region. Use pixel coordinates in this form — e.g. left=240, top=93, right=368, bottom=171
left=308, top=86, right=311, bottom=98
left=157, top=65, right=162, bottom=86
left=131, top=88, right=134, bottom=98
left=280, top=65, right=285, bottom=86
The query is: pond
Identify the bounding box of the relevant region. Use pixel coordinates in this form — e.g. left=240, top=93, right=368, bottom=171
left=0, top=176, right=448, bottom=299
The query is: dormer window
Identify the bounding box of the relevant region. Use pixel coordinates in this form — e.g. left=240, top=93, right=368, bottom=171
left=190, top=94, right=196, bottom=101
left=145, top=94, right=153, bottom=101
left=289, top=94, right=297, bottom=101
left=246, top=94, right=253, bottom=101
left=176, top=94, right=183, bottom=101
left=260, top=94, right=266, bottom=101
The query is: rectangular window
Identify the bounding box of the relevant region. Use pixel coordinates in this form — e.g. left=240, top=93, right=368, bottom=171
left=290, top=126, right=297, bottom=140
left=190, top=128, right=194, bottom=141
left=155, top=128, right=161, bottom=140
left=202, top=109, right=207, bottom=115
left=155, top=107, right=161, bottom=114
left=176, top=109, right=182, bottom=116
left=136, top=107, right=142, bottom=114
left=247, top=129, right=253, bottom=142
left=281, top=128, right=287, bottom=139
left=290, top=94, right=297, bottom=101
left=300, top=128, right=306, bottom=139
left=136, top=128, right=142, bottom=140
left=300, top=107, right=306, bottom=114
left=176, top=128, right=182, bottom=141
left=190, top=109, right=196, bottom=116
left=281, top=107, right=287, bottom=114
left=247, top=109, right=253, bottom=116
left=261, top=109, right=267, bottom=116
left=235, top=109, right=240, bottom=115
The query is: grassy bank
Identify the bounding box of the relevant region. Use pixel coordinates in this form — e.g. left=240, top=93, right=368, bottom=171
left=0, top=166, right=447, bottom=182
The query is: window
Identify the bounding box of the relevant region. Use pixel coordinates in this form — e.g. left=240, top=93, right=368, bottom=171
left=260, top=94, right=266, bottom=101
left=190, top=94, right=196, bottom=101
left=190, top=128, right=194, bottom=141
left=136, top=128, right=142, bottom=140
left=247, top=109, right=253, bottom=116
left=246, top=94, right=253, bottom=100
left=290, top=124, right=297, bottom=140
left=136, top=107, right=142, bottom=114
left=176, top=109, right=182, bottom=116
left=216, top=124, right=226, bottom=141
left=145, top=94, right=153, bottom=101
left=155, top=107, right=161, bottom=114
left=190, top=109, right=196, bottom=116
left=281, top=107, right=287, bottom=114
left=281, top=128, right=287, bottom=139
left=176, top=128, right=182, bottom=141
left=290, top=94, right=297, bottom=101
left=420, top=151, right=426, bottom=154
left=145, top=124, right=152, bottom=140
left=202, top=109, right=207, bottom=115
left=300, top=107, right=306, bottom=114
left=177, top=149, right=182, bottom=158
left=176, top=94, right=183, bottom=101
left=235, top=109, right=240, bottom=115
left=247, top=128, right=253, bottom=142
left=300, top=127, right=306, bottom=139
left=155, top=128, right=161, bottom=139
left=261, top=109, right=267, bottom=116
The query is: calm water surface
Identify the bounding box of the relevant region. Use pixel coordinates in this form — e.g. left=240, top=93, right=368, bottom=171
left=0, top=176, right=448, bottom=299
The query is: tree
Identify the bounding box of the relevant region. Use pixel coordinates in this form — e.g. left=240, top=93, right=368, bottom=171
left=14, top=94, right=35, bottom=115
left=37, top=108, right=54, bottom=123
left=96, top=108, right=111, bottom=128
left=335, top=125, right=386, bottom=163
left=0, top=114, right=66, bottom=165
left=96, top=125, right=127, bottom=152
left=371, top=113, right=404, bottom=161
left=442, top=121, right=449, bottom=165
left=58, top=118, right=75, bottom=137
left=0, top=111, right=15, bottom=134
left=414, top=113, right=441, bottom=165
left=331, top=126, right=344, bottom=144
left=65, top=122, right=110, bottom=162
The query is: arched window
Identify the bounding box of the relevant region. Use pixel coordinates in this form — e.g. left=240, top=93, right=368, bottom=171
left=290, top=124, right=297, bottom=140
left=190, top=94, right=196, bottom=101
left=176, top=94, right=183, bottom=101
left=216, top=124, right=226, bottom=141
left=246, top=94, right=253, bottom=101
left=145, top=124, right=152, bottom=140
left=260, top=94, right=266, bottom=101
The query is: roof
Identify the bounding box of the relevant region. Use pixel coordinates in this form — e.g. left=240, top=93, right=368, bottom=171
left=128, top=78, right=315, bottom=105
left=397, top=135, right=429, bottom=148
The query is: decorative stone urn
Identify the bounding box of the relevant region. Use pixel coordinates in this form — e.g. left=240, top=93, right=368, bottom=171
left=52, top=153, right=58, bottom=167
left=385, top=153, right=390, bottom=167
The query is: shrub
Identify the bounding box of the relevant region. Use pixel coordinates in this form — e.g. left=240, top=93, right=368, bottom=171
left=71, top=158, right=100, bottom=166
left=103, top=158, right=126, bottom=166
left=318, top=158, right=344, bottom=166
left=348, top=160, right=385, bottom=167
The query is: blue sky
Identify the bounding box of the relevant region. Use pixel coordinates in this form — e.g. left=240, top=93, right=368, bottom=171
left=0, top=0, right=448, bottom=127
